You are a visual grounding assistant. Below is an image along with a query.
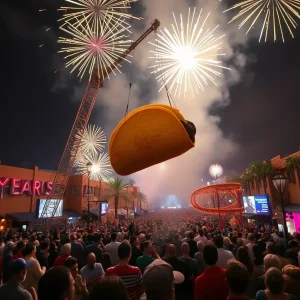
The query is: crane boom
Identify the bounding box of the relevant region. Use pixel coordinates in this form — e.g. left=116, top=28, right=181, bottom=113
left=39, top=19, right=161, bottom=225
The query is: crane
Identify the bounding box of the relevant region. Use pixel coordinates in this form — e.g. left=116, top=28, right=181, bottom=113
left=37, top=19, right=161, bottom=228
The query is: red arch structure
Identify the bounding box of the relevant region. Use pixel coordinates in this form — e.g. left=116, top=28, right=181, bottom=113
left=191, top=183, right=244, bottom=228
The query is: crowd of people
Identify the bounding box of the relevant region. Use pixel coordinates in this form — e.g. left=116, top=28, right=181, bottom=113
left=0, top=209, right=299, bottom=300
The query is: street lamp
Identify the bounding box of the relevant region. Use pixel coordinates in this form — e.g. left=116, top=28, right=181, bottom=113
left=272, top=173, right=288, bottom=246
left=86, top=162, right=93, bottom=231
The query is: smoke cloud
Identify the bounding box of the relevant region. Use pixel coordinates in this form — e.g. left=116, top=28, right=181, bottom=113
left=95, top=0, right=250, bottom=205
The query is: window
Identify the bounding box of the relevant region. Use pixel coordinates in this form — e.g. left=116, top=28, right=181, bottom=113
left=71, top=185, right=81, bottom=196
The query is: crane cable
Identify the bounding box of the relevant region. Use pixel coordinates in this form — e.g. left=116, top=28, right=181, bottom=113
left=125, top=49, right=135, bottom=117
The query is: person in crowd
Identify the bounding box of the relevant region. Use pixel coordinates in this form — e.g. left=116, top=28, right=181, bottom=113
left=85, top=234, right=106, bottom=263
left=106, top=232, right=121, bottom=266
left=194, top=229, right=209, bottom=245
left=80, top=252, right=104, bottom=293
left=102, top=252, right=112, bottom=271
left=136, top=240, right=160, bottom=274
left=256, top=267, right=297, bottom=300
left=181, top=232, right=189, bottom=243
left=173, top=233, right=182, bottom=257
left=10, top=241, right=25, bottom=262
left=187, top=231, right=198, bottom=258
left=163, top=244, right=192, bottom=300
left=0, top=236, right=5, bottom=257
left=142, top=259, right=184, bottom=300
left=0, top=258, right=36, bottom=300
left=194, top=241, right=206, bottom=275
left=236, top=246, right=256, bottom=298
left=88, top=275, right=129, bottom=300
left=105, top=241, right=144, bottom=300
left=265, top=242, right=290, bottom=267
left=226, top=260, right=252, bottom=300
left=179, top=242, right=199, bottom=278
left=65, top=257, right=89, bottom=300
left=223, top=237, right=233, bottom=252
left=129, top=236, right=143, bottom=266
left=2, top=241, right=15, bottom=283
left=194, top=244, right=228, bottom=300
left=282, top=264, right=300, bottom=299
left=47, top=239, right=58, bottom=268
left=53, top=243, right=72, bottom=266
left=246, top=233, right=255, bottom=260
left=35, top=241, right=49, bottom=270
left=70, top=233, right=85, bottom=270
left=213, top=234, right=234, bottom=268
left=284, top=240, right=299, bottom=266
left=22, top=243, right=46, bottom=292
left=257, top=254, right=282, bottom=291
left=38, top=266, right=75, bottom=300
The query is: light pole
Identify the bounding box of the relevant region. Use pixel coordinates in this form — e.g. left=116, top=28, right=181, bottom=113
left=272, top=173, right=288, bottom=247
left=86, top=161, right=93, bottom=232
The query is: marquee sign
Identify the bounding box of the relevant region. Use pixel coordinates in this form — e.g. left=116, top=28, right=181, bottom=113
left=0, top=177, right=53, bottom=199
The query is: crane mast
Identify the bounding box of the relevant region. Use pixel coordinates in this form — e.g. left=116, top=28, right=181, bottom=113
left=38, top=19, right=161, bottom=227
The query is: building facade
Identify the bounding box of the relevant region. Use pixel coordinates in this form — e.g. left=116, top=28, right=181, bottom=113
left=244, top=151, right=300, bottom=233
left=0, top=163, right=143, bottom=230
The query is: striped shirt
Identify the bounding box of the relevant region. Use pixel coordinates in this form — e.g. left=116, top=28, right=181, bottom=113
left=106, top=265, right=143, bottom=300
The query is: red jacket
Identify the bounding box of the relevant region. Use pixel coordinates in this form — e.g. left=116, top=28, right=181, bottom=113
left=53, top=254, right=71, bottom=267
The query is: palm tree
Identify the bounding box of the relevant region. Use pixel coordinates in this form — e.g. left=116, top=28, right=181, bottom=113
left=102, top=177, right=132, bottom=217
left=128, top=178, right=136, bottom=187
left=285, top=156, right=300, bottom=184
left=242, top=171, right=255, bottom=196
left=137, top=192, right=147, bottom=213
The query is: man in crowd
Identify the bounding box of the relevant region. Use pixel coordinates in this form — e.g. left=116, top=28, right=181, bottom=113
left=106, top=241, right=144, bottom=300
left=179, top=243, right=199, bottom=278
left=194, top=241, right=206, bottom=275
left=106, top=232, right=121, bottom=266
left=194, top=244, right=228, bottom=300
left=285, top=240, right=300, bottom=266
left=70, top=233, right=85, bottom=269
left=187, top=231, right=198, bottom=258
left=246, top=233, right=255, bottom=260
left=213, top=234, right=234, bottom=268
left=265, top=242, right=290, bottom=267
left=129, top=236, right=143, bottom=266
left=85, top=233, right=106, bottom=263
left=36, top=241, right=49, bottom=270
left=0, top=258, right=36, bottom=300
left=137, top=240, right=160, bottom=274
left=53, top=243, right=71, bottom=266
left=80, top=252, right=104, bottom=293
left=2, top=241, right=15, bottom=283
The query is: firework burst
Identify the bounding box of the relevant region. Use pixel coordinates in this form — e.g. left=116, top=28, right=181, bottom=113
left=59, top=0, right=141, bottom=31
left=224, top=0, right=300, bottom=42
left=76, top=151, right=112, bottom=181
left=209, top=164, right=224, bottom=179
left=75, top=124, right=107, bottom=155
left=58, top=15, right=132, bottom=80
left=149, top=7, right=230, bottom=98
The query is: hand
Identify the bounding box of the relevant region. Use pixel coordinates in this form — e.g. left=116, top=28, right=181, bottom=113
left=28, top=287, right=38, bottom=300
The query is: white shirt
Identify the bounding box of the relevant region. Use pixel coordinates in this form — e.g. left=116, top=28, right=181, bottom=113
left=194, top=236, right=210, bottom=245
left=246, top=242, right=255, bottom=260
left=106, top=241, right=121, bottom=266
left=216, top=248, right=235, bottom=269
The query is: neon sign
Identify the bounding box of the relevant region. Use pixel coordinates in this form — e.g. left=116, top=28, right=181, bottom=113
left=0, top=177, right=53, bottom=198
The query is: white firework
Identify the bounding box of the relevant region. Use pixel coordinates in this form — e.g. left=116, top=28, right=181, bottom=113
left=149, top=7, right=230, bottom=98
left=76, top=124, right=106, bottom=155
left=209, top=164, right=224, bottom=179
left=76, top=151, right=112, bottom=180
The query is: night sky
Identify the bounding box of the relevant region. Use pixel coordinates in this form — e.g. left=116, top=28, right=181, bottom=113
left=1, top=0, right=299, bottom=176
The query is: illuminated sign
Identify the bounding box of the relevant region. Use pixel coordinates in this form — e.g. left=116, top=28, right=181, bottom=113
left=0, top=177, right=53, bottom=198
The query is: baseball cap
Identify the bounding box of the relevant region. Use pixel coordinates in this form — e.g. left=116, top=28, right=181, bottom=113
left=143, top=260, right=184, bottom=295
left=8, top=258, right=34, bottom=275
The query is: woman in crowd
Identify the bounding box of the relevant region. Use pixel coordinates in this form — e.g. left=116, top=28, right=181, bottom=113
left=22, top=243, right=46, bottom=291
left=65, top=257, right=89, bottom=300
left=255, top=267, right=297, bottom=300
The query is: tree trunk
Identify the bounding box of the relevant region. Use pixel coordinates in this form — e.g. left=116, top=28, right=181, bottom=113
left=114, top=195, right=119, bottom=217
left=247, top=181, right=251, bottom=196
left=263, top=176, right=267, bottom=195
left=140, top=199, right=142, bottom=212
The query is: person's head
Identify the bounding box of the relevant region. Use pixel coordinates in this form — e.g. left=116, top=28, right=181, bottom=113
left=288, top=240, right=300, bottom=252
left=223, top=237, right=231, bottom=248
left=203, top=244, right=218, bottom=266
left=87, top=253, right=96, bottom=268
left=181, top=243, right=190, bottom=256
left=130, top=236, right=139, bottom=247
left=266, top=242, right=277, bottom=255
left=89, top=276, right=129, bottom=300
left=197, top=241, right=204, bottom=253
left=166, top=244, right=176, bottom=258
left=38, top=267, right=75, bottom=300
left=8, top=258, right=32, bottom=282
left=65, top=257, right=78, bottom=278
left=143, top=259, right=184, bottom=300
left=102, top=252, right=112, bottom=271
left=199, top=229, right=204, bottom=237
left=111, top=232, right=117, bottom=242
left=213, top=234, right=224, bottom=248
left=188, top=231, right=195, bottom=240
left=252, top=244, right=264, bottom=265
left=247, top=233, right=254, bottom=243
left=13, top=241, right=26, bottom=254
left=93, top=234, right=101, bottom=244
left=22, top=243, right=36, bottom=257
left=265, top=267, right=284, bottom=295
left=40, top=241, right=49, bottom=253
left=61, top=243, right=71, bottom=256
left=263, top=254, right=281, bottom=272
left=142, top=240, right=153, bottom=256
left=118, top=241, right=131, bottom=261
left=226, top=261, right=249, bottom=296
left=236, top=246, right=253, bottom=274
left=70, top=233, right=76, bottom=241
